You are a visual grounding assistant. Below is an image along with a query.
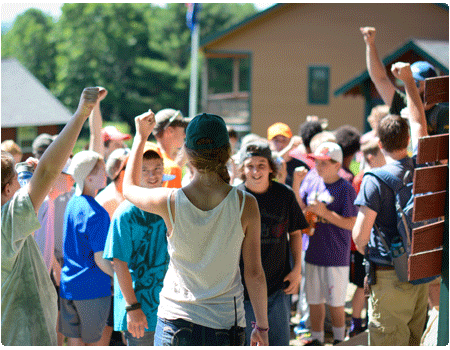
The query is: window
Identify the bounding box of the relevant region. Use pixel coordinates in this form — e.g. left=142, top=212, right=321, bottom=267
left=208, top=57, right=234, bottom=94
left=204, top=54, right=251, bottom=131
left=308, top=66, right=329, bottom=105
left=17, top=126, right=37, bottom=153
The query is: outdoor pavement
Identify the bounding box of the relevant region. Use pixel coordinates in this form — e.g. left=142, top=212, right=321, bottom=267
left=289, top=283, right=368, bottom=346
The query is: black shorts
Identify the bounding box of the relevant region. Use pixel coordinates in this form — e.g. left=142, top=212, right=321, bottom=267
left=349, top=250, right=365, bottom=288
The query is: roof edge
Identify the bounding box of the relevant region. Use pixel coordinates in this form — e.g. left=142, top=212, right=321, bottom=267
left=334, top=39, right=449, bottom=97
left=200, top=3, right=284, bottom=48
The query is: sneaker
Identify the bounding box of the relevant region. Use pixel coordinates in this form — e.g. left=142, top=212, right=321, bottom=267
left=297, top=332, right=322, bottom=346
left=348, top=327, right=365, bottom=338
left=294, top=321, right=310, bottom=335
left=303, top=338, right=323, bottom=346
left=333, top=339, right=342, bottom=345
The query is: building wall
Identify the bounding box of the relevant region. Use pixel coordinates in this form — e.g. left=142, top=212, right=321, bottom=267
left=202, top=3, right=449, bottom=137
left=2, top=124, right=62, bottom=159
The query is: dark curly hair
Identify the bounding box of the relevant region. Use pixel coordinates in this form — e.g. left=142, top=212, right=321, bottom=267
left=334, top=125, right=361, bottom=158
left=299, top=121, right=323, bottom=150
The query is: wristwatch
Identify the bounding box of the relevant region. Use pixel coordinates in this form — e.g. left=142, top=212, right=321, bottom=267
left=125, top=302, right=141, bottom=312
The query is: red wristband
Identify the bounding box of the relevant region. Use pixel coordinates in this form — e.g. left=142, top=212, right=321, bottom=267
left=251, top=321, right=269, bottom=332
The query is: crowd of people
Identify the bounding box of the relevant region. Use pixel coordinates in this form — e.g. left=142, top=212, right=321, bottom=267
left=1, top=26, right=447, bottom=346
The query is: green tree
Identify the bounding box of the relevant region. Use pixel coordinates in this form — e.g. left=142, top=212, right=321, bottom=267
left=2, top=3, right=259, bottom=132
left=1, top=9, right=57, bottom=89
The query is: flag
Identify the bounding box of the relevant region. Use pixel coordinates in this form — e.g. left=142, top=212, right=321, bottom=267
left=186, top=3, right=200, bottom=31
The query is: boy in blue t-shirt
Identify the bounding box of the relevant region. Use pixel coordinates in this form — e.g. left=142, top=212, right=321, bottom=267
left=59, top=150, right=113, bottom=346
left=103, top=142, right=169, bottom=346
left=299, top=142, right=357, bottom=345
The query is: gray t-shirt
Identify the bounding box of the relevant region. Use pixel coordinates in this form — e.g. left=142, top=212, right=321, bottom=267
left=1, top=187, right=58, bottom=345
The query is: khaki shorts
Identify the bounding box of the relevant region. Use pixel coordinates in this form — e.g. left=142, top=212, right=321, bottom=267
left=368, top=270, right=429, bottom=346
left=59, top=296, right=111, bottom=344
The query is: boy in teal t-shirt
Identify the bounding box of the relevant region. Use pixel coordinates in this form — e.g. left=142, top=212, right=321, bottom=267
left=103, top=142, right=169, bottom=346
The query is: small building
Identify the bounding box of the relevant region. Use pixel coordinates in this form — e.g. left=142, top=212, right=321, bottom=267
left=1, top=58, right=73, bottom=157
left=199, top=3, right=448, bottom=136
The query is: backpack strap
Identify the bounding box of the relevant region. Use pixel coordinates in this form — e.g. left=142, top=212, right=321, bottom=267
left=364, top=168, right=404, bottom=193
left=363, top=169, right=403, bottom=262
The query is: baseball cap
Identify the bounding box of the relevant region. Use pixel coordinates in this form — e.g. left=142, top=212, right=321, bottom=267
left=142, top=142, right=175, bottom=182
left=105, top=148, right=130, bottom=180
left=32, top=133, right=55, bottom=158
left=308, top=142, right=343, bottom=164
left=185, top=113, right=229, bottom=150
left=239, top=140, right=273, bottom=165
left=143, top=142, right=163, bottom=158
left=101, top=126, right=131, bottom=143
left=153, top=109, right=189, bottom=135
left=410, top=61, right=437, bottom=81
left=267, top=122, right=293, bottom=141
left=67, top=150, right=102, bottom=195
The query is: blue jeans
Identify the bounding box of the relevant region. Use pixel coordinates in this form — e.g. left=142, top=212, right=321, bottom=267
left=124, top=330, right=155, bottom=346
left=244, top=288, right=290, bottom=346
left=154, top=317, right=243, bottom=346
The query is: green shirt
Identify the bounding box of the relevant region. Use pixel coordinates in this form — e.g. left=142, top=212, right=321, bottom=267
left=1, top=187, right=57, bottom=345
left=390, top=89, right=449, bottom=135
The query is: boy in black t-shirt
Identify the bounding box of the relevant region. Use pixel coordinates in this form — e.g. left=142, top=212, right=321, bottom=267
left=237, top=140, right=308, bottom=346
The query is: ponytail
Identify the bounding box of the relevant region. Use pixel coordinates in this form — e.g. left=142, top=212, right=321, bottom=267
left=185, top=143, right=231, bottom=184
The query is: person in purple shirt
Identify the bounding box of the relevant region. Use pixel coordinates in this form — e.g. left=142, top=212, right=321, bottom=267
left=299, top=142, right=357, bottom=346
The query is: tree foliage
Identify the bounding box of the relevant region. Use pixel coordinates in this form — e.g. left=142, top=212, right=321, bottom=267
left=1, top=3, right=258, bottom=131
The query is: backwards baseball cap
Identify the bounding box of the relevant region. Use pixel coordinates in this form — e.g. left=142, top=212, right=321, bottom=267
left=67, top=150, right=102, bottom=195
left=185, top=113, right=229, bottom=150
left=410, top=61, right=437, bottom=81
left=239, top=139, right=273, bottom=165
left=105, top=148, right=130, bottom=180
left=32, top=133, right=55, bottom=158
left=153, top=109, right=189, bottom=135
left=101, top=126, right=131, bottom=143
left=308, top=142, right=343, bottom=164
left=267, top=122, right=293, bottom=141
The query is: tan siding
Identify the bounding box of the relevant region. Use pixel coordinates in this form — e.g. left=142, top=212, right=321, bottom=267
left=202, top=3, right=448, bottom=137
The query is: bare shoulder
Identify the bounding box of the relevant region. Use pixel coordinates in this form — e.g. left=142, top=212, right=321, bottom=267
left=238, top=189, right=259, bottom=221
left=237, top=188, right=256, bottom=205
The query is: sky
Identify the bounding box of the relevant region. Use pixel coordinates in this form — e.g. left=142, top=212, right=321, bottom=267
left=1, top=2, right=277, bottom=25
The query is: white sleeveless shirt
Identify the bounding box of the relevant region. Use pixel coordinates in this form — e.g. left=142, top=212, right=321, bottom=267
left=157, top=187, right=246, bottom=329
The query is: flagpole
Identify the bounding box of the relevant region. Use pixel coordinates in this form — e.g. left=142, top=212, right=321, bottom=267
left=189, top=22, right=199, bottom=120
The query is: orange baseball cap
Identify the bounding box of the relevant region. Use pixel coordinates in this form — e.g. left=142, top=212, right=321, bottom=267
left=267, top=122, right=293, bottom=141
left=143, top=142, right=163, bottom=158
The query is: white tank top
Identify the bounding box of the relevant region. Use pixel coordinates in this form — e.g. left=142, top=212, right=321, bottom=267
left=157, top=186, right=246, bottom=329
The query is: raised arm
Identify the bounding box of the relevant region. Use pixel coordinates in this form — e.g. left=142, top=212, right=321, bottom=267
left=28, top=87, right=99, bottom=212
left=122, top=110, right=171, bottom=220
left=89, top=87, right=108, bottom=155
left=391, top=62, right=429, bottom=148
left=240, top=193, right=269, bottom=346
left=360, top=27, right=396, bottom=106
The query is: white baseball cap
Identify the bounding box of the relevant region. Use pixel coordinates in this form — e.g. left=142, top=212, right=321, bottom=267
left=67, top=150, right=102, bottom=195
left=308, top=142, right=343, bottom=164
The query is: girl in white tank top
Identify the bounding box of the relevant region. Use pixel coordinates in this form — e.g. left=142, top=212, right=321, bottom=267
left=123, top=111, right=269, bottom=346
